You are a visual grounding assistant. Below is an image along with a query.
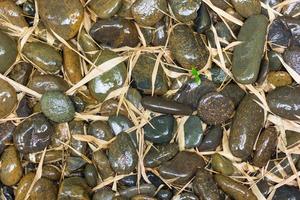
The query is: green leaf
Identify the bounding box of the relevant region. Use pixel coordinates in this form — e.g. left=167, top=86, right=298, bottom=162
left=191, top=67, right=201, bottom=85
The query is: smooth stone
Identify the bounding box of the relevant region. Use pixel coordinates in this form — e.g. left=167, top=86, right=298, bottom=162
left=174, top=78, right=217, bottom=109
left=23, top=0, right=35, bottom=16
left=119, top=184, right=156, bottom=198
left=273, top=185, right=300, bottom=200
left=90, top=17, right=139, bottom=48
left=221, top=83, right=245, bottom=107
left=42, top=165, right=61, bottom=181
left=231, top=0, right=261, bottom=18
left=144, top=143, right=179, bottom=167
left=198, top=125, right=223, bottom=151
left=197, top=92, right=235, bottom=125
left=286, top=130, right=300, bottom=147
left=267, top=51, right=282, bottom=71
left=215, top=22, right=234, bottom=46
left=268, top=17, right=292, bottom=48
left=147, top=172, right=163, bottom=187
left=267, top=71, right=292, bottom=87
left=267, top=86, right=300, bottom=120
left=108, top=132, right=138, bottom=174
left=0, top=79, right=17, bottom=119
left=211, top=65, right=230, bottom=85
left=132, top=195, right=156, bottom=200
left=29, top=178, right=58, bottom=199
left=142, top=96, right=193, bottom=115
left=193, top=169, right=222, bottom=200
left=65, top=156, right=86, bottom=175
left=93, top=150, right=114, bottom=180
left=152, top=19, right=168, bottom=46
left=283, top=17, right=300, bottom=46
left=211, top=0, right=230, bottom=9
left=29, top=149, right=64, bottom=164
left=141, top=27, right=154, bottom=45
left=16, top=97, right=32, bottom=118
left=232, top=15, right=268, bottom=84
left=126, top=88, right=142, bottom=109
left=253, top=127, right=277, bottom=167
left=267, top=154, right=300, bottom=178
left=100, top=99, right=128, bottom=117
left=156, top=189, right=173, bottom=200
left=256, top=55, right=269, bottom=85
left=0, top=146, right=23, bottom=186
left=214, top=174, right=257, bottom=200
left=84, top=164, right=98, bottom=187
left=177, top=193, right=199, bottom=200
left=256, top=179, right=270, bottom=197
left=119, top=175, right=137, bottom=187
left=15, top=173, right=35, bottom=200
left=0, top=183, right=14, bottom=200
left=0, top=122, right=15, bottom=154
left=88, top=121, right=114, bottom=141
left=131, top=0, right=167, bottom=26
left=69, top=121, right=87, bottom=156
left=108, top=115, right=134, bottom=135
left=211, top=153, right=235, bottom=176
left=71, top=95, right=86, bottom=113
left=184, top=116, right=203, bottom=148
left=283, top=46, right=300, bottom=75
left=144, top=115, right=175, bottom=144
left=229, top=95, right=264, bottom=160
left=38, top=0, right=83, bottom=40
left=0, top=0, right=28, bottom=28
left=88, top=0, right=122, bottom=19
left=0, top=31, right=18, bottom=74
left=194, top=4, right=211, bottom=33
left=63, top=44, right=83, bottom=84
left=23, top=42, right=63, bottom=74
left=9, top=62, right=32, bottom=85
left=13, top=113, right=54, bottom=153
left=58, top=177, right=90, bottom=200
left=169, top=25, right=209, bottom=70
left=79, top=30, right=101, bottom=62
left=169, top=0, right=201, bottom=22
left=225, top=7, right=244, bottom=31
left=132, top=53, right=168, bottom=95
left=41, top=91, right=75, bottom=123
left=159, top=151, right=205, bottom=185
left=28, top=74, right=69, bottom=94
left=93, top=188, right=115, bottom=200
left=88, top=50, right=127, bottom=102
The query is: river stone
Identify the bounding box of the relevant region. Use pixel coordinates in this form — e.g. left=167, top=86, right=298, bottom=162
left=0, top=122, right=15, bottom=154
left=169, top=0, right=201, bottom=22
left=273, top=185, right=300, bottom=200
left=9, top=62, right=32, bottom=85
left=144, top=115, right=175, bottom=144
left=132, top=54, right=168, bottom=95
left=63, top=44, right=82, bottom=84
left=13, top=113, right=54, bottom=153
left=93, top=150, right=115, bottom=180
left=268, top=50, right=282, bottom=71
left=38, top=0, right=84, bottom=40
left=0, top=31, right=18, bottom=74
left=283, top=46, right=300, bottom=75
left=144, top=143, right=178, bottom=167
left=229, top=95, right=264, bottom=159
left=29, top=178, right=58, bottom=199
left=41, top=91, right=75, bottom=123
left=88, top=50, right=127, bottom=102
left=184, top=116, right=204, bottom=148
left=58, top=177, right=90, bottom=200
left=152, top=19, right=168, bottom=46
left=69, top=121, right=87, bottom=156
left=194, top=3, right=211, bottom=33
left=267, top=71, right=293, bottom=87
left=93, top=188, right=115, bottom=200
left=198, top=125, right=223, bottom=151
left=173, top=78, right=217, bottom=109
left=79, top=29, right=101, bottom=62
left=90, top=17, right=140, bottom=48
left=221, top=83, right=245, bottom=107
left=0, top=0, right=28, bottom=28
left=211, top=153, right=235, bottom=176
left=0, top=79, right=17, bottom=119
left=215, top=174, right=257, bottom=200
left=131, top=0, right=167, bottom=26
left=84, top=164, right=98, bottom=187
left=197, top=92, right=235, bottom=125
left=159, top=151, right=205, bottom=185
left=169, top=25, right=209, bottom=70
left=100, top=99, right=128, bottom=117
left=108, top=132, right=138, bottom=174
left=88, top=121, right=114, bottom=141
left=108, top=115, right=134, bottom=135
left=28, top=74, right=69, bottom=94
left=22, top=42, right=62, bottom=74
left=267, top=86, right=300, bottom=120
left=268, top=17, right=292, bottom=48
left=126, top=88, right=142, bottom=109
left=193, top=169, right=222, bottom=200
left=88, top=0, right=122, bottom=19
left=42, top=165, right=61, bottom=181
left=119, top=184, right=156, bottom=198
left=142, top=96, right=193, bottom=115
left=232, top=15, right=268, bottom=84
left=0, top=146, right=23, bottom=186
left=231, top=0, right=261, bottom=18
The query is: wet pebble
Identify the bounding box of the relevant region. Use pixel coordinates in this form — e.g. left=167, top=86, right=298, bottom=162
left=28, top=74, right=69, bottom=94
left=42, top=165, right=61, bottom=181
left=267, top=71, right=293, bottom=87
left=194, top=4, right=211, bottom=33
left=119, top=184, right=156, bottom=198
left=144, top=143, right=178, bottom=167
left=211, top=153, right=235, bottom=176
left=0, top=31, right=18, bottom=74
left=84, top=164, right=98, bottom=187
left=198, top=125, right=223, bottom=151
left=93, top=150, right=114, bottom=180
left=100, top=99, right=128, bottom=117
left=0, top=0, right=28, bottom=28
left=58, top=177, right=90, bottom=200
left=0, top=122, right=15, bottom=154
left=273, top=185, right=300, bottom=200
left=63, top=44, right=83, bottom=84
left=231, top=0, right=261, bottom=18
left=184, top=116, right=204, bottom=148
left=0, top=79, right=17, bottom=119
left=283, top=46, right=300, bottom=75
left=93, top=188, right=115, bottom=200
left=88, top=121, right=114, bottom=141
left=9, top=62, right=32, bottom=85
left=88, top=0, right=122, bottom=19
left=221, top=83, right=245, bottom=107
left=169, top=0, right=201, bottom=22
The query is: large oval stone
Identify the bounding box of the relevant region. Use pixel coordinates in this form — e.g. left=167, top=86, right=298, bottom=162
left=0, top=0, right=28, bottom=28
left=38, top=0, right=84, bottom=40
left=88, top=0, right=122, bottom=19
left=28, top=74, right=69, bottom=94
left=0, top=79, right=17, bottom=119
left=0, top=30, right=17, bottom=74
left=232, top=15, right=268, bottom=84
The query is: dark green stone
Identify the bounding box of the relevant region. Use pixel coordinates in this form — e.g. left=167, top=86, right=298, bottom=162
left=169, top=0, right=201, bottom=22
left=231, top=0, right=261, bottom=18
left=283, top=46, right=300, bottom=75
left=108, top=115, right=134, bottom=135
left=84, top=164, right=98, bottom=188
left=232, top=15, right=268, bottom=84
left=88, top=0, right=122, bottom=19
left=93, top=150, right=115, bottom=179
left=0, top=30, right=17, bottom=74
left=144, top=143, right=178, bottom=167
left=126, top=88, right=142, bottom=109
left=108, top=132, right=138, bottom=174
left=268, top=51, right=282, bottom=71
left=41, top=91, right=75, bottom=123
left=144, top=115, right=175, bottom=144
left=198, top=125, right=223, bottom=151
left=184, top=116, right=203, bottom=148
left=211, top=153, right=235, bottom=176
left=88, top=121, right=114, bottom=141
left=221, top=83, right=245, bottom=107
left=9, top=62, right=32, bottom=85
left=273, top=186, right=300, bottom=200
left=58, top=177, right=90, bottom=200
left=28, top=74, right=69, bottom=94
left=65, top=156, right=86, bottom=175
left=69, top=120, right=87, bottom=156
left=119, top=184, right=156, bottom=199
left=211, top=65, right=230, bottom=85
left=194, top=4, right=211, bottom=33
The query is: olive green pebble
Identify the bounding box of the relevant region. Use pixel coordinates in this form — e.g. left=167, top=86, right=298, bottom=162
left=211, top=153, right=235, bottom=176
left=215, top=174, right=257, bottom=200
left=267, top=71, right=293, bottom=87
left=232, top=15, right=268, bottom=84
left=231, top=0, right=261, bottom=18
left=0, top=79, right=17, bottom=119
left=41, top=91, right=75, bottom=123
left=88, top=0, right=122, bottom=19
left=0, top=30, right=18, bottom=74
left=169, top=0, right=201, bottom=22
left=0, top=146, right=23, bottom=186
left=58, top=177, right=90, bottom=200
